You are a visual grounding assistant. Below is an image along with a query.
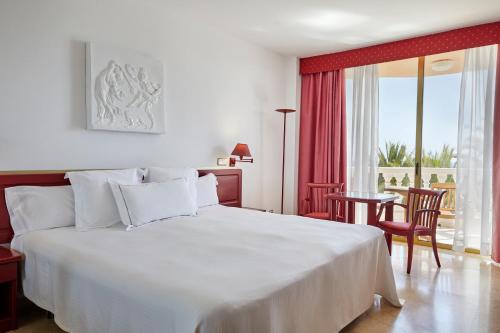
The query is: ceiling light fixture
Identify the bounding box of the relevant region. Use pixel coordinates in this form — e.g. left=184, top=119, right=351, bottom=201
left=431, top=59, right=455, bottom=72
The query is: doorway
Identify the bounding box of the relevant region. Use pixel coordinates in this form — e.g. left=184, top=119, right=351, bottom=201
left=378, top=50, right=464, bottom=247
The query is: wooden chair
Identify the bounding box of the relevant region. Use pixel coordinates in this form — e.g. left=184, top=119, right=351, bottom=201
left=303, top=183, right=343, bottom=221
left=430, top=183, right=456, bottom=220
left=376, top=187, right=446, bottom=274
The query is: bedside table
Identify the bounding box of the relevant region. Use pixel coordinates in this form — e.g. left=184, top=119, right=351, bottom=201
left=0, top=247, right=21, bottom=332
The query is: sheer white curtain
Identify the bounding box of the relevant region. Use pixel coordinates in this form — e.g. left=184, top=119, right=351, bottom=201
left=454, top=45, right=498, bottom=254
left=347, top=65, right=379, bottom=224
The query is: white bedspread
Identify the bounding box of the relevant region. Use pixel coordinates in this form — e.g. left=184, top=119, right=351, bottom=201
left=12, top=205, right=401, bottom=333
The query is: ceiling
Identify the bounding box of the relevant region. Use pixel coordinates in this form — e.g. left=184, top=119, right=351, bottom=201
left=153, top=0, right=500, bottom=57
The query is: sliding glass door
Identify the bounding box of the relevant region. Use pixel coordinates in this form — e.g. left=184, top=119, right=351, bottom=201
left=421, top=51, right=463, bottom=245
left=377, top=58, right=419, bottom=222
left=378, top=57, right=418, bottom=188
left=377, top=50, right=464, bottom=246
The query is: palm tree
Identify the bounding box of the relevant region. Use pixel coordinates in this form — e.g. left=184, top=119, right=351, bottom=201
left=378, top=142, right=415, bottom=167
left=379, top=142, right=456, bottom=168
left=422, top=145, right=456, bottom=168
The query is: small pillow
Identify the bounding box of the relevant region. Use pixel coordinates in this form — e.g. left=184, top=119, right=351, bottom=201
left=196, top=173, right=219, bottom=208
left=145, top=167, right=198, bottom=204
left=110, top=179, right=197, bottom=230
left=65, top=169, right=144, bottom=231
left=5, top=185, right=75, bottom=235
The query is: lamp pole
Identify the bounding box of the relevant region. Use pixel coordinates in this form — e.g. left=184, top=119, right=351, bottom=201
left=275, top=109, right=296, bottom=214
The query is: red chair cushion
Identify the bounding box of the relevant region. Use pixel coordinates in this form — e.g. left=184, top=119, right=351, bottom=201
left=378, top=220, right=429, bottom=233
left=303, top=212, right=330, bottom=220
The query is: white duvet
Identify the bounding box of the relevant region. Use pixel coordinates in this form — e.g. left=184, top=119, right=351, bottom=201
left=12, top=205, right=401, bottom=333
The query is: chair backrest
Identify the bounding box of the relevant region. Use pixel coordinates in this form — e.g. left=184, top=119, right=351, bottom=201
left=431, top=182, right=456, bottom=212
left=406, top=187, right=446, bottom=228
left=304, top=183, right=343, bottom=214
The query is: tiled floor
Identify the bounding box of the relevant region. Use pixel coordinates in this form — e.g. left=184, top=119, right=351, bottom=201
left=342, top=243, right=500, bottom=333
left=9, top=243, right=500, bottom=333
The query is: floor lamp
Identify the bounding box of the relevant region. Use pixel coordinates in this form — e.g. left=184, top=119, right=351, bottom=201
left=275, top=108, right=296, bottom=214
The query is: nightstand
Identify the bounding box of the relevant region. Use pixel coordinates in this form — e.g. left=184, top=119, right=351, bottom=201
left=0, top=247, right=21, bottom=332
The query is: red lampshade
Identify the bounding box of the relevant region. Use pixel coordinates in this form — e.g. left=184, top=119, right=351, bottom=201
left=231, top=143, right=252, bottom=158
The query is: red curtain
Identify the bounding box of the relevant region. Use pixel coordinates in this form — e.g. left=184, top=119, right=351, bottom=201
left=297, top=70, right=347, bottom=215
left=300, top=21, right=500, bottom=74
left=492, top=47, right=500, bottom=263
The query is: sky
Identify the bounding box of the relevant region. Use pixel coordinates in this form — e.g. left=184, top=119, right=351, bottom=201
left=346, top=72, right=461, bottom=155
left=379, top=73, right=461, bottom=154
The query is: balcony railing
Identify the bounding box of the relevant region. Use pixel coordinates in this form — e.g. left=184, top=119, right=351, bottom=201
left=378, top=167, right=456, bottom=191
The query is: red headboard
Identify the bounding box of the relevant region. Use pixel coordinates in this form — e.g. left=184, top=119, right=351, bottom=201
left=0, top=168, right=242, bottom=244
left=198, top=168, right=242, bottom=208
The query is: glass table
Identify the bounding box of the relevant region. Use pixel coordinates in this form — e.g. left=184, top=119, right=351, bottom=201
left=325, top=191, right=399, bottom=226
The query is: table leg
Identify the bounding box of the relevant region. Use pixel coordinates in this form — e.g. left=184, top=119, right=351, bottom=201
left=347, top=201, right=355, bottom=224
left=385, top=201, right=394, bottom=222
left=340, top=201, right=347, bottom=223
left=367, top=202, right=378, bottom=226
left=329, top=200, right=336, bottom=221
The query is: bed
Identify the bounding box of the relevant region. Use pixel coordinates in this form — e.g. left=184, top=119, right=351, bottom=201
left=0, top=169, right=401, bottom=333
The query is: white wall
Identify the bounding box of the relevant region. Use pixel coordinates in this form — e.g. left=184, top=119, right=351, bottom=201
left=0, top=0, right=298, bottom=211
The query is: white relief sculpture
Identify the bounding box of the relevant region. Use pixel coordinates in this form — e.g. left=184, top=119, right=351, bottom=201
left=94, top=61, right=161, bottom=129
left=86, top=42, right=165, bottom=133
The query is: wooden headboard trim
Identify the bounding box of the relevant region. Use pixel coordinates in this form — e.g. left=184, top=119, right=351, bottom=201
left=0, top=168, right=242, bottom=243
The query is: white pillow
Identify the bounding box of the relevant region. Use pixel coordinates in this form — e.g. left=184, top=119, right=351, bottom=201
left=145, top=167, right=198, bottom=203
left=110, top=179, right=197, bottom=230
left=65, top=169, right=144, bottom=231
left=196, top=173, right=219, bottom=208
left=5, top=185, right=75, bottom=235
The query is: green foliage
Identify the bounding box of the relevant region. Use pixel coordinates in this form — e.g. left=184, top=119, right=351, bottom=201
left=421, top=145, right=456, bottom=168
left=378, top=142, right=415, bottom=167
left=378, top=142, right=456, bottom=168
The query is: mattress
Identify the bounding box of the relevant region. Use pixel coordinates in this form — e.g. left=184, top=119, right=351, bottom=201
left=12, top=205, right=401, bottom=333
